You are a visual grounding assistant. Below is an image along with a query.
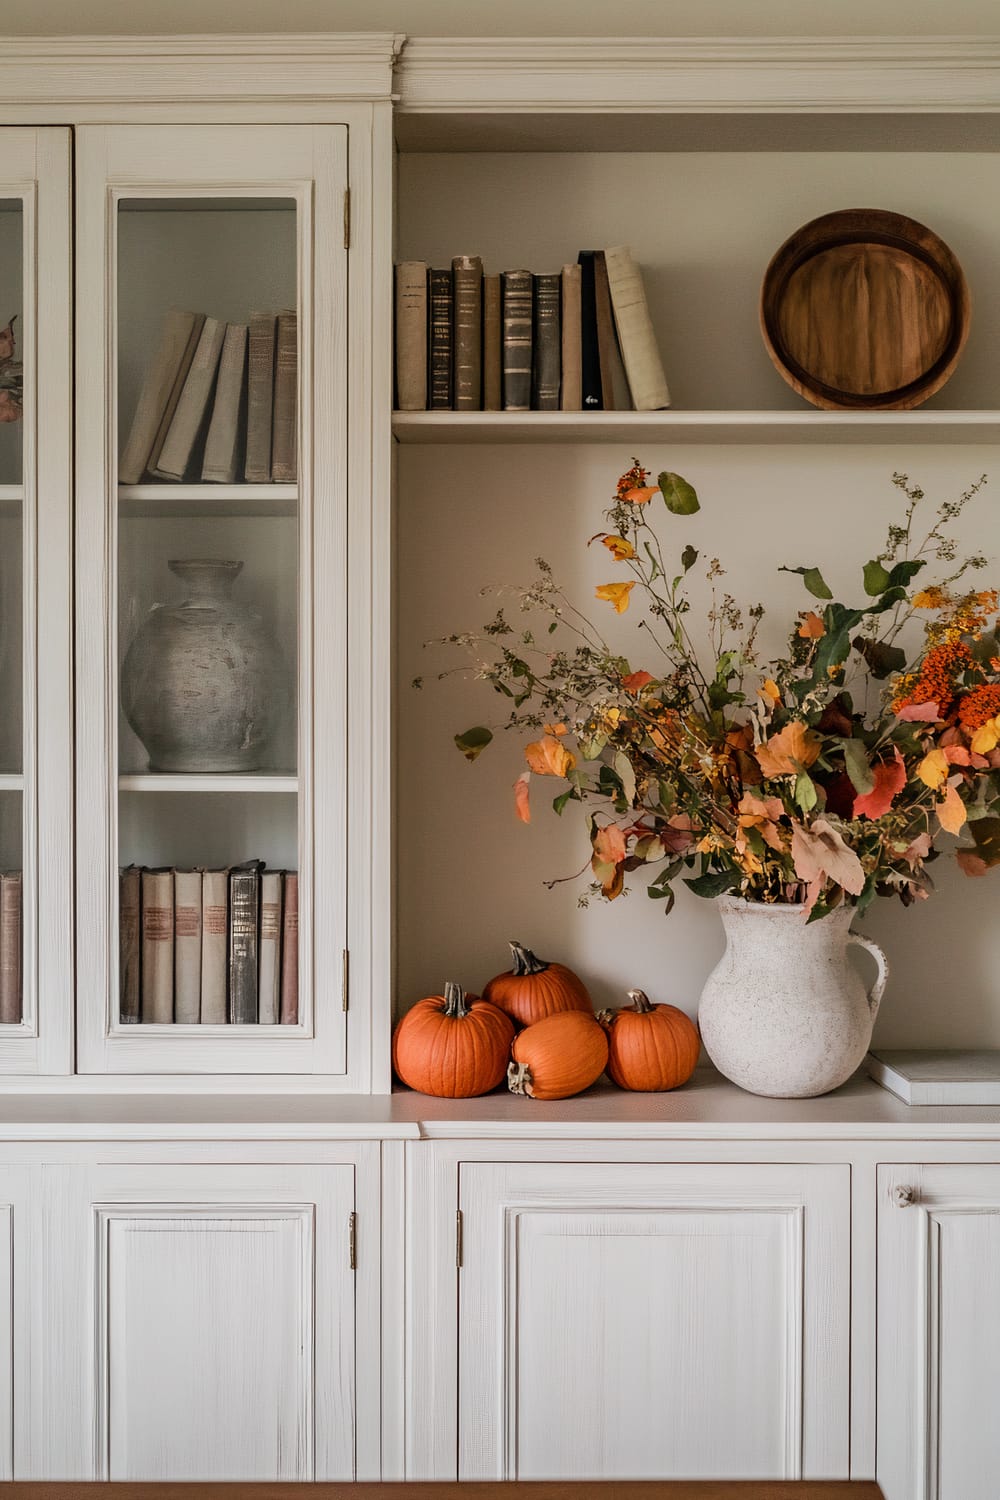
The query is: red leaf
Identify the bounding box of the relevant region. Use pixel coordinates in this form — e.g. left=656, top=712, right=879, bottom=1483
left=852, top=747, right=906, bottom=820
left=897, top=702, right=941, bottom=722
left=513, top=771, right=530, bottom=824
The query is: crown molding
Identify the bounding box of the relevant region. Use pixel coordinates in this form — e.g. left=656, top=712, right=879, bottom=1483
left=0, top=33, right=405, bottom=106
left=395, top=35, right=1000, bottom=114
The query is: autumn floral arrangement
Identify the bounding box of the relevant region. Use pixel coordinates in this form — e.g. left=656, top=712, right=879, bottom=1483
left=429, top=460, right=1000, bottom=922
left=0, top=318, right=22, bottom=424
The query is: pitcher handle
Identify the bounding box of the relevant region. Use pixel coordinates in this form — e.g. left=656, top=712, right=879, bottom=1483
left=848, top=931, right=889, bottom=1021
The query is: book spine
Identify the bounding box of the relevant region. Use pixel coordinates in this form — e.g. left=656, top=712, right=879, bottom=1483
left=258, top=871, right=283, bottom=1026
left=141, top=869, right=174, bottom=1024
left=279, top=872, right=299, bottom=1024
left=119, top=309, right=197, bottom=485
left=201, top=322, right=248, bottom=482
left=0, top=873, right=21, bottom=1025
left=428, top=269, right=453, bottom=410
left=577, top=252, right=603, bottom=410
left=200, top=869, right=229, bottom=1024
left=501, top=270, right=533, bottom=412
left=452, top=255, right=483, bottom=410
left=228, top=866, right=261, bottom=1024
left=531, top=272, right=562, bottom=411
left=395, top=262, right=428, bottom=410
left=271, top=310, right=298, bottom=482
left=144, top=313, right=207, bottom=479
left=173, top=869, right=202, bottom=1025
left=482, top=273, right=502, bottom=412
left=153, top=316, right=226, bottom=481
left=244, top=312, right=276, bottom=481
left=560, top=264, right=583, bottom=411
left=603, top=244, right=671, bottom=411
left=592, top=250, right=618, bottom=412
left=119, top=865, right=141, bottom=1025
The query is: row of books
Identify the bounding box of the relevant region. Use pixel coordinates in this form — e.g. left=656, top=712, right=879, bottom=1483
left=0, top=872, right=19, bottom=1025
left=119, top=862, right=298, bottom=1027
left=394, top=245, right=671, bottom=414
left=119, top=308, right=298, bottom=486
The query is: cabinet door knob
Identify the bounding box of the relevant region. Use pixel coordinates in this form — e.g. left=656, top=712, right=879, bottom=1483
left=892, top=1184, right=916, bottom=1208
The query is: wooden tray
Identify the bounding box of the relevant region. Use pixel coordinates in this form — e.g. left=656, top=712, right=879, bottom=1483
left=759, top=208, right=970, bottom=410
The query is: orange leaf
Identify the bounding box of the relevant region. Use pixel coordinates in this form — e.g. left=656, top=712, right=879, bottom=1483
left=593, top=824, right=627, bottom=865
left=602, top=535, right=635, bottom=560
left=513, top=771, right=531, bottom=824
left=595, top=581, right=635, bottom=614
left=853, top=747, right=906, bottom=820
left=622, top=670, right=653, bottom=693
left=937, top=783, right=967, bottom=834
left=525, top=735, right=576, bottom=778
left=897, top=701, right=941, bottom=722
left=957, top=849, right=989, bottom=877
left=758, top=678, right=782, bottom=705
left=755, top=721, right=822, bottom=777
left=790, top=818, right=865, bottom=896
left=798, top=611, right=826, bottom=639
left=542, top=722, right=568, bottom=736
left=622, top=486, right=658, bottom=505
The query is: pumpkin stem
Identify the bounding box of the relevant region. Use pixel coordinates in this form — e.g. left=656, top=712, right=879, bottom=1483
left=507, top=1060, right=534, bottom=1096
left=443, top=981, right=469, bottom=1019
left=508, top=941, right=549, bottom=977
left=627, top=989, right=654, bottom=1014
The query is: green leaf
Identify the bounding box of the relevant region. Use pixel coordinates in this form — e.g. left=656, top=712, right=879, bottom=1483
left=794, top=772, right=818, bottom=814
left=780, top=565, right=833, bottom=601
left=548, top=621, right=558, bottom=634
left=613, top=751, right=637, bottom=806
left=840, top=736, right=875, bottom=796
left=658, top=471, right=700, bottom=516
left=681, top=543, right=699, bottom=572
left=684, top=868, right=741, bottom=899
left=863, top=559, right=891, bottom=595
left=852, top=634, right=907, bottom=680
left=454, top=726, right=493, bottom=761
left=887, top=558, right=926, bottom=588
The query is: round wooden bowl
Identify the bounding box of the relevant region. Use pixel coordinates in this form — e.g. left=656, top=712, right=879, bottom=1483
left=760, top=208, right=970, bottom=410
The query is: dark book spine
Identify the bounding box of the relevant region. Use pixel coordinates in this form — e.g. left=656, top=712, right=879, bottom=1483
left=483, top=273, right=502, bottom=411
left=577, top=251, right=603, bottom=411
left=532, top=272, right=562, bottom=410
left=119, top=865, right=142, bottom=1024
left=593, top=250, right=618, bottom=411
left=280, top=872, right=299, bottom=1024
left=501, top=269, right=533, bottom=412
left=227, top=863, right=263, bottom=1024
left=428, top=268, right=453, bottom=410
left=452, top=255, right=483, bottom=410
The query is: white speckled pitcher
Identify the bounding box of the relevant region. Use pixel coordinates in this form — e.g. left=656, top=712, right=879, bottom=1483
left=698, top=895, right=888, bottom=1099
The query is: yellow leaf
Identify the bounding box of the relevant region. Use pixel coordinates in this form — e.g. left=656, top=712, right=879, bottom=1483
left=602, top=535, right=635, bottom=561
left=542, top=722, right=567, bottom=737
left=798, top=611, right=826, bottom=639
left=755, top=721, right=822, bottom=777
left=525, top=735, right=576, bottom=778
left=917, top=747, right=949, bottom=789
left=972, top=717, right=1000, bottom=755
left=938, top=783, right=967, bottom=834
left=758, top=678, right=781, bottom=705
left=595, top=582, right=635, bottom=614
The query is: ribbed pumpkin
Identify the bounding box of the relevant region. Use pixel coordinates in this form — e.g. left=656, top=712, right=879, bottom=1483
left=393, top=981, right=515, bottom=1098
left=483, top=940, right=592, bottom=1028
left=599, top=989, right=700, bottom=1092
left=507, top=1010, right=608, bottom=1100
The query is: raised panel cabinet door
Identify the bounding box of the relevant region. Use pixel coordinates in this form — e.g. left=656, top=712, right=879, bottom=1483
left=458, top=1161, right=850, bottom=1481
left=878, top=1163, right=1000, bottom=1500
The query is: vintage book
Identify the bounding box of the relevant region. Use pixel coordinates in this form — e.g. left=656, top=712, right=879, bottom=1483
left=141, top=867, right=174, bottom=1024
left=280, top=871, right=299, bottom=1024
left=173, top=869, right=202, bottom=1025
left=145, top=313, right=207, bottom=478
left=501, top=269, right=533, bottom=412
left=244, top=312, right=277, bottom=481
left=428, top=268, right=453, bottom=411
left=577, top=251, right=603, bottom=410
left=866, top=1049, right=1000, bottom=1105
left=531, top=272, right=562, bottom=411
left=200, top=868, right=229, bottom=1025
left=271, top=310, right=298, bottom=482
left=452, top=254, right=483, bottom=410
left=0, top=872, right=21, bottom=1025
left=482, top=273, right=502, bottom=411
left=258, top=870, right=284, bottom=1026
left=593, top=250, right=619, bottom=411
left=153, top=316, right=226, bottom=481
left=228, top=861, right=264, bottom=1024
left=119, top=309, right=202, bottom=485
left=603, top=244, right=671, bottom=410
left=119, top=864, right=141, bottom=1025
left=394, top=261, right=428, bottom=410
left=201, top=322, right=248, bottom=482
left=560, top=264, right=583, bottom=411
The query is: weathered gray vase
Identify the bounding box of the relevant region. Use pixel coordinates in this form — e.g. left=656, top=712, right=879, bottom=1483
left=121, top=559, right=287, bottom=773
left=698, top=895, right=888, bottom=1099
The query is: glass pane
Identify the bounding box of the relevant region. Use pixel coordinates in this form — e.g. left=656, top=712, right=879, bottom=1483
left=0, top=792, right=22, bottom=1025
left=0, top=199, right=23, bottom=1025
left=115, top=197, right=300, bottom=1029
left=0, top=200, right=22, bottom=486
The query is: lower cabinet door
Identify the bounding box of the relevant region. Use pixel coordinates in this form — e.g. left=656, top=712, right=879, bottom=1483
left=458, top=1160, right=850, bottom=1481
left=87, top=1163, right=355, bottom=1480
left=878, top=1163, right=1000, bottom=1500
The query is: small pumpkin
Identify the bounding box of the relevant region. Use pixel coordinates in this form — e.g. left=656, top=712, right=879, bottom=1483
left=393, top=981, right=515, bottom=1098
left=507, top=1010, right=608, bottom=1100
left=598, top=988, right=700, bottom=1092
left=483, top=940, right=592, bottom=1028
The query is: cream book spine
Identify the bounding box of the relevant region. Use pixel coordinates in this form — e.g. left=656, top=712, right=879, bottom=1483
left=200, top=868, right=229, bottom=1025
left=395, top=261, right=428, bottom=410
left=173, top=869, right=202, bottom=1025
left=154, top=316, right=226, bottom=480
left=141, top=868, right=174, bottom=1024
left=603, top=244, right=671, bottom=411
left=258, top=871, right=283, bottom=1025
left=560, top=264, right=582, bottom=411
left=201, top=322, right=248, bottom=483
left=118, top=309, right=199, bottom=485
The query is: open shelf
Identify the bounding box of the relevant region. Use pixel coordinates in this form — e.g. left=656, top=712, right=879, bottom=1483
left=0, top=485, right=22, bottom=513
left=118, top=773, right=297, bottom=794
left=392, top=410, right=1000, bottom=446
left=118, top=484, right=297, bottom=519
left=0, top=774, right=23, bottom=793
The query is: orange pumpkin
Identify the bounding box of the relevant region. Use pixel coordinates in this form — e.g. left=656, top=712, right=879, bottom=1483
left=393, top=981, right=514, bottom=1098
left=483, top=940, right=593, bottom=1028
left=507, top=1010, right=608, bottom=1100
left=599, top=988, right=700, bottom=1092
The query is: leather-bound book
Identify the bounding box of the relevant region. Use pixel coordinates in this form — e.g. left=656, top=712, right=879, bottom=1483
left=173, top=869, right=202, bottom=1025
left=141, top=867, right=174, bottom=1024
left=153, top=316, right=226, bottom=480
left=119, top=864, right=141, bottom=1024
left=244, top=312, right=276, bottom=481
left=200, top=868, right=229, bottom=1024
left=228, top=861, right=264, bottom=1024
left=501, top=269, right=532, bottom=412
left=592, top=250, right=618, bottom=411
left=279, top=872, right=299, bottom=1024
left=483, top=273, right=502, bottom=411
left=119, top=309, right=202, bottom=485
left=452, top=255, right=483, bottom=410
left=394, top=261, right=428, bottom=410
left=532, top=272, right=561, bottom=410
left=0, top=872, right=21, bottom=1025
left=603, top=243, right=671, bottom=410
left=428, top=268, right=453, bottom=410
left=201, top=322, right=248, bottom=482
left=271, top=310, right=298, bottom=482
left=258, top=870, right=284, bottom=1025
left=560, top=264, right=582, bottom=411
left=577, top=252, right=603, bottom=410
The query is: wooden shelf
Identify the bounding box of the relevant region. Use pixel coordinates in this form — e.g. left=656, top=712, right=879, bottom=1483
left=392, top=410, right=1000, bottom=446
left=118, top=773, right=297, bottom=794
left=118, top=483, right=297, bottom=518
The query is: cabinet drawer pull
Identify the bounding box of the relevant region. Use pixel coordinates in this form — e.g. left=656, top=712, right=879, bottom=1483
left=892, top=1184, right=916, bottom=1208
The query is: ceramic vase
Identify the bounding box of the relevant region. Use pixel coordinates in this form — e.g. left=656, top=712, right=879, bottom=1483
left=121, top=558, right=288, bottom=773
left=698, top=895, right=888, bottom=1099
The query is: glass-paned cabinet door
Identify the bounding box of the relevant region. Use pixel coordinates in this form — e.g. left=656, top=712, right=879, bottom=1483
left=75, top=126, right=347, bottom=1075
left=0, top=130, right=73, bottom=1075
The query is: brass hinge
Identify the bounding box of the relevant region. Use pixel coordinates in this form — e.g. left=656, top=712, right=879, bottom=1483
left=342, top=948, right=350, bottom=1012
left=343, top=187, right=351, bottom=250
left=456, top=1208, right=463, bottom=1269
left=348, top=1211, right=357, bottom=1270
